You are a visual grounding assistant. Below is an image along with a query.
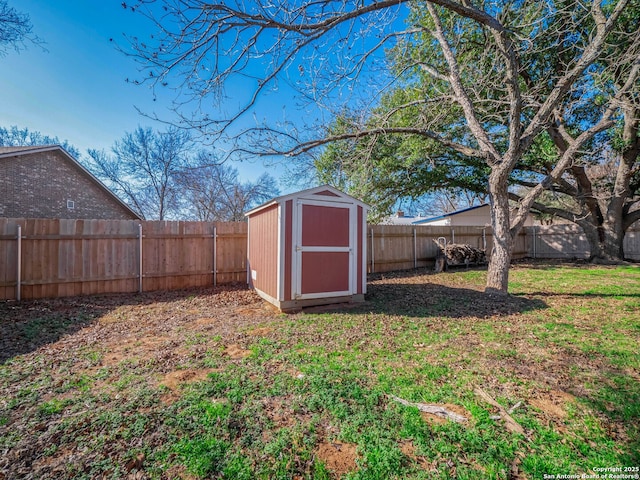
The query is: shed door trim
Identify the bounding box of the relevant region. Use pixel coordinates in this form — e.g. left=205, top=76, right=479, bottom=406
left=292, top=199, right=356, bottom=300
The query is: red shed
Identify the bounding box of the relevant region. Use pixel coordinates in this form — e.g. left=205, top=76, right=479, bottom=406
left=245, top=185, right=369, bottom=311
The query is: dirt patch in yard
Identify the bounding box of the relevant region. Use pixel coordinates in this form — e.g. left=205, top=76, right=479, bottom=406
left=160, top=368, right=220, bottom=391
left=529, top=389, right=576, bottom=419
left=164, top=465, right=199, bottom=480
left=246, top=326, right=274, bottom=336
left=399, top=440, right=435, bottom=469
left=224, top=343, right=252, bottom=359
left=31, top=445, right=76, bottom=472
left=236, top=303, right=281, bottom=316
left=315, top=442, right=358, bottom=476
left=100, top=334, right=174, bottom=367
left=193, top=316, right=219, bottom=326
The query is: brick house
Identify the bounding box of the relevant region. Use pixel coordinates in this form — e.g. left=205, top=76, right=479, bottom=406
left=0, top=145, right=141, bottom=220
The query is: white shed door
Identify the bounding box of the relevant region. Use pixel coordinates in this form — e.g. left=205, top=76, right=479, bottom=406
left=294, top=200, right=355, bottom=300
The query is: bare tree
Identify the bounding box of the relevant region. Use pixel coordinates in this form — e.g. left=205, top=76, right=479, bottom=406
left=0, top=0, right=42, bottom=56
left=179, top=154, right=280, bottom=221
left=124, top=0, right=639, bottom=294
left=0, top=125, right=81, bottom=158
left=410, top=190, right=489, bottom=217
left=87, top=127, right=193, bottom=220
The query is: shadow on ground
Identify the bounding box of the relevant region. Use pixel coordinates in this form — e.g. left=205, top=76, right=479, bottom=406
left=304, top=268, right=547, bottom=318
left=0, top=283, right=250, bottom=364
left=363, top=282, right=546, bottom=318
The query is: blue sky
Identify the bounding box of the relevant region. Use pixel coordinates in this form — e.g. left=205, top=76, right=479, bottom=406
left=0, top=0, right=285, bottom=183
left=1, top=1, right=410, bottom=196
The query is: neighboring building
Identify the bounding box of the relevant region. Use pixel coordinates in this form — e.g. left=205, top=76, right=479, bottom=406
left=0, top=145, right=141, bottom=220
left=413, top=204, right=493, bottom=226
left=382, top=210, right=431, bottom=225
left=413, top=204, right=535, bottom=227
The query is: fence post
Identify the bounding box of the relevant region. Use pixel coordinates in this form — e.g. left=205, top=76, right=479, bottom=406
left=138, top=224, right=143, bottom=293
left=451, top=228, right=455, bottom=244
left=213, top=226, right=218, bottom=287
left=413, top=228, right=417, bottom=269
left=16, top=225, right=22, bottom=301
left=370, top=228, right=375, bottom=273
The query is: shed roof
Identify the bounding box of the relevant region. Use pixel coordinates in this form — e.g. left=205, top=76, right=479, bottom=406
left=245, top=185, right=369, bottom=217
left=0, top=144, right=142, bottom=220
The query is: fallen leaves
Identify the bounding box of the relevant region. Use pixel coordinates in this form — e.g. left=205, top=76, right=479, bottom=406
left=1, top=264, right=637, bottom=479
left=0, top=284, right=267, bottom=478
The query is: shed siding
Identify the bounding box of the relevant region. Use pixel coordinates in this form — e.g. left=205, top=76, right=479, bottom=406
left=248, top=203, right=279, bottom=299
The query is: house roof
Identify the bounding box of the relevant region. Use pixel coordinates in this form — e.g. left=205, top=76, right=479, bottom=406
left=0, top=145, right=142, bottom=220
left=0, top=146, right=47, bottom=154
left=382, top=213, right=431, bottom=225
left=245, top=185, right=369, bottom=217
left=412, top=204, right=489, bottom=225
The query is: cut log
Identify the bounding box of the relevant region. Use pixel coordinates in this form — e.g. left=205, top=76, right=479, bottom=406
left=388, top=394, right=468, bottom=423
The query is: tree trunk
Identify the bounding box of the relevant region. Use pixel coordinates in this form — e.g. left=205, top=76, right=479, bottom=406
left=580, top=106, right=638, bottom=264
left=579, top=219, right=626, bottom=263
left=486, top=174, right=514, bottom=295
left=600, top=224, right=625, bottom=261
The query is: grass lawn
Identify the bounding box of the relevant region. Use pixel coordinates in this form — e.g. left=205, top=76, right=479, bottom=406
left=0, top=261, right=638, bottom=479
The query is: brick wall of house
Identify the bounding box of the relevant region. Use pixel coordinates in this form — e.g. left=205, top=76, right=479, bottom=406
left=0, top=150, right=139, bottom=220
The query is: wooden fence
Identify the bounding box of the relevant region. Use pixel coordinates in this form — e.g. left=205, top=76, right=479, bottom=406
left=367, top=225, right=528, bottom=273
left=1, top=218, right=639, bottom=301
left=525, top=224, right=640, bottom=261
left=0, top=218, right=246, bottom=301
left=366, top=224, right=640, bottom=273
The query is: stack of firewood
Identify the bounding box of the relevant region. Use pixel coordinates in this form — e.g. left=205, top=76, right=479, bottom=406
left=434, top=241, right=486, bottom=272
